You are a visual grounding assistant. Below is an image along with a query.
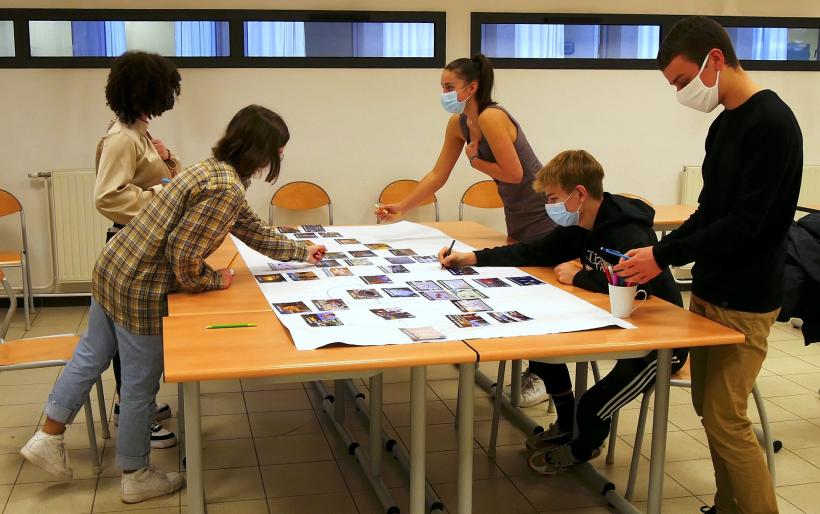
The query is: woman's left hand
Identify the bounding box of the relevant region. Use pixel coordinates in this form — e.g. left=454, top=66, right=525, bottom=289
left=151, top=138, right=171, bottom=161
left=465, top=140, right=479, bottom=165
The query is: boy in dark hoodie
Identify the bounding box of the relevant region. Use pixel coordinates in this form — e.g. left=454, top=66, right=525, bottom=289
left=439, top=149, right=688, bottom=474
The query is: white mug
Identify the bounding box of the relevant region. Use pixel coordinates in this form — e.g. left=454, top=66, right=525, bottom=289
left=608, top=284, right=648, bottom=318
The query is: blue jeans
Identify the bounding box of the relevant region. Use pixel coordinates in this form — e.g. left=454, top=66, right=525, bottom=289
left=45, top=299, right=163, bottom=470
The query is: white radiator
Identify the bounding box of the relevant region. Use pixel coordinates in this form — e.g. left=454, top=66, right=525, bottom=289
left=681, top=165, right=820, bottom=213
left=49, top=170, right=109, bottom=283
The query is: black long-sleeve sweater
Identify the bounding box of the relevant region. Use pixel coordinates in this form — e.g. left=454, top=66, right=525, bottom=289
left=654, top=90, right=803, bottom=313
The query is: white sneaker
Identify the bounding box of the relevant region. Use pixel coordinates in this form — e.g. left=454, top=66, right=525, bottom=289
left=149, top=422, right=177, bottom=449
left=121, top=464, right=185, bottom=504
left=504, top=371, right=548, bottom=407
left=20, top=430, right=73, bottom=480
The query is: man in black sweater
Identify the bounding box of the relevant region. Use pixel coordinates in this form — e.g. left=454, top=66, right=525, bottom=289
left=616, top=17, right=802, bottom=514
left=439, top=149, right=688, bottom=474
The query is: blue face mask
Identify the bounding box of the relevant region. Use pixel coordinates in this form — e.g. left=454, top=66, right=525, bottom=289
left=545, top=191, right=582, bottom=227
left=440, top=85, right=471, bottom=114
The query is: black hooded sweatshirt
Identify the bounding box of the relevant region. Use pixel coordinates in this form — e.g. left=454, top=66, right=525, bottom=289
left=474, top=193, right=683, bottom=309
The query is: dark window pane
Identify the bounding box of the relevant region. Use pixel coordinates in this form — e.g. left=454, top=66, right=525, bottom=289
left=29, top=20, right=229, bottom=57
left=725, top=27, right=819, bottom=61
left=481, top=23, right=659, bottom=59
left=244, top=21, right=434, bottom=57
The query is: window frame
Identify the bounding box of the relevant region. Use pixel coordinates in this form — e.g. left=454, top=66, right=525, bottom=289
left=471, top=12, right=820, bottom=71
left=0, top=8, right=446, bottom=68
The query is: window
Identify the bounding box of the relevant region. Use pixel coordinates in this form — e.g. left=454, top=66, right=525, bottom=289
left=0, top=20, right=13, bottom=56
left=0, top=9, right=444, bottom=68
left=245, top=21, right=434, bottom=58
left=725, top=27, right=819, bottom=61
left=474, top=13, right=820, bottom=71
left=473, top=14, right=665, bottom=69
left=481, top=23, right=659, bottom=60
left=28, top=20, right=229, bottom=57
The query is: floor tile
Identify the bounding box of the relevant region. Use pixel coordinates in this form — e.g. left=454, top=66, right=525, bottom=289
left=187, top=467, right=265, bottom=504
left=756, top=375, right=814, bottom=397
left=0, top=453, right=23, bottom=485
left=267, top=492, right=359, bottom=514
left=0, top=426, right=35, bottom=455
left=240, top=377, right=304, bottom=392
left=777, top=483, right=819, bottom=513
left=769, top=448, right=820, bottom=486
left=630, top=496, right=707, bottom=514
left=435, top=477, right=536, bottom=513
left=202, top=438, right=258, bottom=470
left=0, top=383, right=56, bottom=406
left=664, top=459, right=716, bottom=495
left=259, top=461, right=347, bottom=497
left=201, top=414, right=251, bottom=441
left=93, top=476, right=179, bottom=512
left=427, top=379, right=490, bottom=401
left=766, top=420, right=820, bottom=449
left=425, top=448, right=506, bottom=484
left=30, top=306, right=87, bottom=328
left=0, top=366, right=59, bottom=386
left=23, top=325, right=81, bottom=339
left=596, top=464, right=692, bottom=500
left=763, top=357, right=819, bottom=375
left=768, top=394, right=820, bottom=419
left=200, top=380, right=242, bottom=394
left=254, top=433, right=333, bottom=465
left=0, top=404, right=43, bottom=428
left=248, top=410, right=321, bottom=438
left=5, top=478, right=96, bottom=514
left=243, top=389, right=311, bottom=413
left=382, top=400, right=454, bottom=427
left=200, top=393, right=247, bottom=416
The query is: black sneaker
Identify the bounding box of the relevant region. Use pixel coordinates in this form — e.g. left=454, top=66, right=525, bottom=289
left=149, top=422, right=177, bottom=449
left=700, top=506, right=716, bottom=514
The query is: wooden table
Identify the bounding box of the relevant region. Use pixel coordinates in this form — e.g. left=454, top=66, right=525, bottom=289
left=164, top=229, right=478, bottom=514
left=164, top=221, right=742, bottom=514
left=652, top=204, right=696, bottom=232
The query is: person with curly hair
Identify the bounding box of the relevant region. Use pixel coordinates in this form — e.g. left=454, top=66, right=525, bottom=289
left=93, top=51, right=182, bottom=451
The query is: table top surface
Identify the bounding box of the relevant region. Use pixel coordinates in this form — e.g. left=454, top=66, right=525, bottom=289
left=652, top=204, right=696, bottom=230
left=163, top=221, right=742, bottom=382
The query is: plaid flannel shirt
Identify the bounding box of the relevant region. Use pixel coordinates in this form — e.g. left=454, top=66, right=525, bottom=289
left=93, top=157, right=309, bottom=335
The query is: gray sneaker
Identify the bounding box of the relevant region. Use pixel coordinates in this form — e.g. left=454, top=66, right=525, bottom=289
left=121, top=465, right=185, bottom=503
left=504, top=371, right=548, bottom=407
left=525, top=423, right=572, bottom=451
left=20, top=430, right=73, bottom=480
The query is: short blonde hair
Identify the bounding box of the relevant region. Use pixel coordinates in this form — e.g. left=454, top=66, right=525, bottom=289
left=533, top=150, right=605, bottom=199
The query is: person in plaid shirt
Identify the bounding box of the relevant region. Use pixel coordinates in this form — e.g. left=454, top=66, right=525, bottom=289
left=21, top=105, right=325, bottom=504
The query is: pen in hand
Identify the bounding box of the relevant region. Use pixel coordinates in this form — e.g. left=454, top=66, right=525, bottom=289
left=441, top=239, right=456, bottom=269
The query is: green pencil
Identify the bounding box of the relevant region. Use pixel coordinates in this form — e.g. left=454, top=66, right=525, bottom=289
left=205, top=323, right=257, bottom=329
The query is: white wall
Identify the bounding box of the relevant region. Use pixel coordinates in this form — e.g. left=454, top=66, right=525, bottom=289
left=1, top=0, right=819, bottom=293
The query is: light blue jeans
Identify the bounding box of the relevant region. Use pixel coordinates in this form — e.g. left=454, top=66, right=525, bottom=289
left=45, top=299, right=163, bottom=470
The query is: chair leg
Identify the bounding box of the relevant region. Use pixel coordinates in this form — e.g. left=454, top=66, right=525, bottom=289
left=95, top=378, right=110, bottom=439
left=488, top=360, right=507, bottom=458
left=23, top=252, right=34, bottom=316
left=625, top=386, right=653, bottom=501
left=606, top=410, right=620, bottom=464
left=591, top=361, right=602, bottom=384
left=546, top=395, right=555, bottom=414
left=21, top=257, right=31, bottom=331
left=83, top=397, right=102, bottom=474
left=752, top=383, right=777, bottom=486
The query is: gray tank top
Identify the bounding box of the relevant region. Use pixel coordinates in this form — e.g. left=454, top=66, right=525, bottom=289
left=459, top=105, right=555, bottom=242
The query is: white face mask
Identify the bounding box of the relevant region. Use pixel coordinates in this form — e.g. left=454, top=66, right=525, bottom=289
left=676, top=54, right=720, bottom=113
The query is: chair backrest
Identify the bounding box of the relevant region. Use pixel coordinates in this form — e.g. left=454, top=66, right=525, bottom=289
left=0, top=189, right=22, bottom=218
left=0, top=270, right=16, bottom=342
left=459, top=181, right=504, bottom=221
left=270, top=181, right=333, bottom=224
left=378, top=180, right=439, bottom=222
left=616, top=193, right=654, bottom=208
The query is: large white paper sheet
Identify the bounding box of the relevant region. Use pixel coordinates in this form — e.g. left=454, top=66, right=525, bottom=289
left=233, top=221, right=633, bottom=350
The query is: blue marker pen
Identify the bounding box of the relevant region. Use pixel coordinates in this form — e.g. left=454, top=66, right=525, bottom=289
left=161, top=178, right=171, bottom=184
left=600, top=247, right=630, bottom=261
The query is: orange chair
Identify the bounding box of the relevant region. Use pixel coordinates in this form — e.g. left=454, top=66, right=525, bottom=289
left=1, top=270, right=109, bottom=474
left=377, top=179, right=439, bottom=223
left=458, top=180, right=503, bottom=220
left=269, top=181, right=333, bottom=225
left=0, top=189, right=34, bottom=330
left=616, top=192, right=654, bottom=207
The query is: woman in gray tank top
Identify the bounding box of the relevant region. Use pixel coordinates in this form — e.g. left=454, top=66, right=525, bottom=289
left=375, top=54, right=556, bottom=242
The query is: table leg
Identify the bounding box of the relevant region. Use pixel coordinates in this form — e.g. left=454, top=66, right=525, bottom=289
left=510, top=360, right=522, bottom=407
left=369, top=374, right=383, bottom=477
left=573, top=362, right=589, bottom=439
left=647, top=349, right=672, bottom=514
left=177, top=383, right=185, bottom=457
left=457, top=362, right=475, bottom=514
left=183, top=381, right=204, bottom=514
left=410, top=366, right=426, bottom=514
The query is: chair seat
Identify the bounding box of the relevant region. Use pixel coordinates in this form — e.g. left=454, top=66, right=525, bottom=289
left=0, top=335, right=80, bottom=367
left=0, top=250, right=22, bottom=267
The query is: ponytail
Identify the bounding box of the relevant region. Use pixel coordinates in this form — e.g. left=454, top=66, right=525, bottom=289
left=444, top=53, right=496, bottom=112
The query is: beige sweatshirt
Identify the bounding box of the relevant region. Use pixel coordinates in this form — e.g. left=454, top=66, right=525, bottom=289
left=94, top=119, right=180, bottom=225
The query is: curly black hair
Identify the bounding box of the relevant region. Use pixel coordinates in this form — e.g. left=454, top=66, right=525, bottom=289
left=105, top=51, right=181, bottom=124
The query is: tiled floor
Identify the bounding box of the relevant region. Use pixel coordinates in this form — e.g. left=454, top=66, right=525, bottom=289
left=1, top=304, right=819, bottom=513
